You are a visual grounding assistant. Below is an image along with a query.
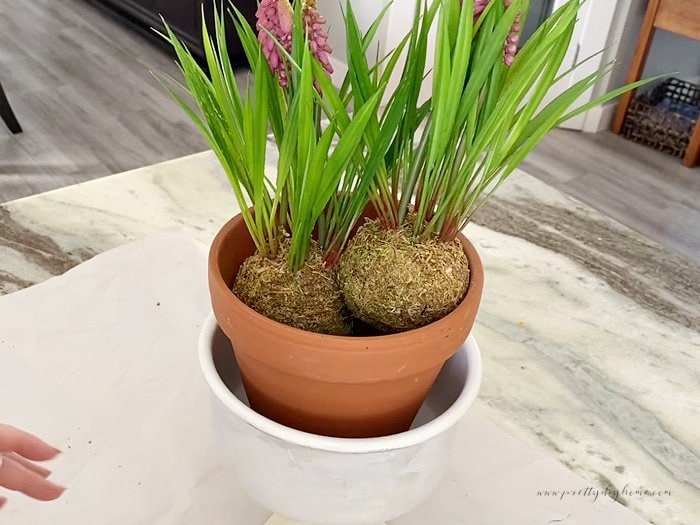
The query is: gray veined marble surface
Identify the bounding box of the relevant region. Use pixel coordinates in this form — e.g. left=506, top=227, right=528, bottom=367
left=0, top=150, right=698, bottom=525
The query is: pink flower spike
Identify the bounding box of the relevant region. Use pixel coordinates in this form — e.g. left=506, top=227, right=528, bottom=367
left=256, top=0, right=294, bottom=86
left=503, top=0, right=522, bottom=67
left=473, top=0, right=491, bottom=21
left=303, top=0, right=334, bottom=76
left=465, top=0, right=522, bottom=66
left=256, top=0, right=333, bottom=86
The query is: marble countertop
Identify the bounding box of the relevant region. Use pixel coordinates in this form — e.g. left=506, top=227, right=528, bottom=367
left=1, top=150, right=698, bottom=525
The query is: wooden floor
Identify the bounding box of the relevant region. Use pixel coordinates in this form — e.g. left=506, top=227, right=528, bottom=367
left=1, top=0, right=699, bottom=262
left=0, top=0, right=209, bottom=201
left=522, top=130, right=700, bottom=262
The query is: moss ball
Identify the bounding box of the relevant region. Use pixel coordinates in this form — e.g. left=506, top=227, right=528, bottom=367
left=338, top=220, right=469, bottom=333
left=234, top=240, right=352, bottom=335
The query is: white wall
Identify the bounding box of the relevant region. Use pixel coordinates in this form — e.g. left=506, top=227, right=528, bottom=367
left=321, top=0, right=394, bottom=81
left=322, top=0, right=433, bottom=100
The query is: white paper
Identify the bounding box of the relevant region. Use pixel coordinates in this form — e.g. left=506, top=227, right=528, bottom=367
left=0, top=232, right=649, bottom=524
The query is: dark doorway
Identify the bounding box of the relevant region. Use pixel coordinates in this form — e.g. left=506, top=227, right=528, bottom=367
left=522, top=0, right=556, bottom=44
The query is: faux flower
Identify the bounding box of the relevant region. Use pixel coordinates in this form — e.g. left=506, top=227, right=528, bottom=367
left=474, top=0, right=489, bottom=19
left=470, top=0, right=521, bottom=66
left=303, top=0, right=334, bottom=76
left=256, top=0, right=333, bottom=87
left=503, top=0, right=521, bottom=66
left=256, top=0, right=294, bottom=86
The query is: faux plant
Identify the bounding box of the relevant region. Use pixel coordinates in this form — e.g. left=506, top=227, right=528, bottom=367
left=158, top=1, right=386, bottom=334
left=336, top=0, right=656, bottom=331
left=159, top=0, right=653, bottom=336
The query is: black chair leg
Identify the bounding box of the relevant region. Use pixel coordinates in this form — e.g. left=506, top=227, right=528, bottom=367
left=0, top=81, right=22, bottom=134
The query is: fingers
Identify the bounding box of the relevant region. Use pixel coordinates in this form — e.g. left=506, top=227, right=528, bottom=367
left=0, top=455, right=65, bottom=501
left=4, top=453, right=51, bottom=478
left=0, top=426, right=65, bottom=503
left=0, top=425, right=60, bottom=461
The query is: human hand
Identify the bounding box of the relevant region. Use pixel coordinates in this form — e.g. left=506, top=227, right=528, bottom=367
left=0, top=424, right=66, bottom=508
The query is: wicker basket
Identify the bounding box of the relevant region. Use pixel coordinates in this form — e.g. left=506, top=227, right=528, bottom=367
left=621, top=78, right=700, bottom=158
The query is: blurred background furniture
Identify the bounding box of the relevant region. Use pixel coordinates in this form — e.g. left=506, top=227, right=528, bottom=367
left=617, top=78, right=699, bottom=161
left=0, top=80, right=22, bottom=134
left=85, top=0, right=257, bottom=64
left=612, top=0, right=700, bottom=167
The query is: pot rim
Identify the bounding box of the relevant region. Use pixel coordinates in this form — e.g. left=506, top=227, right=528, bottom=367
left=198, top=313, right=482, bottom=453
left=208, top=213, right=485, bottom=347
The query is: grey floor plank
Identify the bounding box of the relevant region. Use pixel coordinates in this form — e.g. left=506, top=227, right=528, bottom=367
left=0, top=0, right=698, bottom=262
left=0, top=0, right=209, bottom=202
left=522, top=130, right=700, bottom=262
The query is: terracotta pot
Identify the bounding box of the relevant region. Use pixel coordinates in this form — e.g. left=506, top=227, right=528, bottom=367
left=208, top=213, right=484, bottom=438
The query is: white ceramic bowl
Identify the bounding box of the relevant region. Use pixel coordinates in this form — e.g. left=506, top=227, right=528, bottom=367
left=198, top=314, right=482, bottom=525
